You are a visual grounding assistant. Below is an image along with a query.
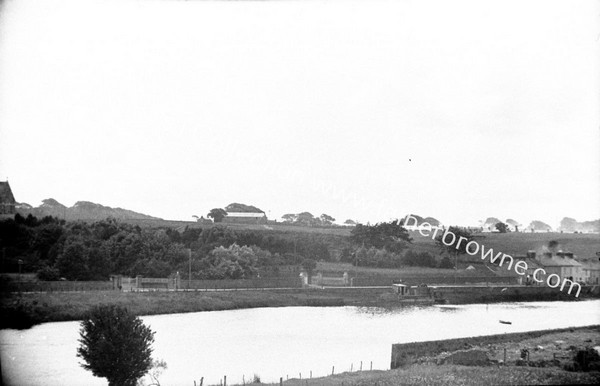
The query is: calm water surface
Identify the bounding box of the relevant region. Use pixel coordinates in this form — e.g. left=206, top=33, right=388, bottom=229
left=1, top=300, right=599, bottom=385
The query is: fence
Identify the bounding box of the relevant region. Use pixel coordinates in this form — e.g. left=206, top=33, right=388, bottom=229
left=180, top=277, right=302, bottom=290
left=0, top=280, right=113, bottom=293
left=351, top=275, right=519, bottom=287
left=194, top=360, right=376, bottom=386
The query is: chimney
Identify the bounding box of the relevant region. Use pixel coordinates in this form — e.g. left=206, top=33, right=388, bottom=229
left=543, top=252, right=552, bottom=259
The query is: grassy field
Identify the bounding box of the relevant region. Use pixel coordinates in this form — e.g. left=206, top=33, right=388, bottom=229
left=125, top=217, right=600, bottom=259
left=410, top=231, right=600, bottom=259
left=274, top=364, right=600, bottom=386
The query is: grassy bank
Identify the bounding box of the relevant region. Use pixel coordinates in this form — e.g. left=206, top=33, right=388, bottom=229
left=241, top=326, right=600, bottom=386
left=0, top=288, right=392, bottom=329
left=2, top=286, right=595, bottom=330
left=278, top=364, right=600, bottom=386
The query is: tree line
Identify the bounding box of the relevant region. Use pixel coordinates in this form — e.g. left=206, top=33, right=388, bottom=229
left=0, top=214, right=334, bottom=281
left=0, top=214, right=462, bottom=281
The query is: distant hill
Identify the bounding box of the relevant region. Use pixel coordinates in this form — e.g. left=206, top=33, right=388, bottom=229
left=558, top=217, right=599, bottom=233
left=16, top=198, right=160, bottom=221
left=225, top=203, right=264, bottom=213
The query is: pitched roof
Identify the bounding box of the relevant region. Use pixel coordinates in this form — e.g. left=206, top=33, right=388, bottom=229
left=225, top=212, right=266, bottom=218
left=580, top=260, right=600, bottom=271
left=538, top=256, right=583, bottom=267
left=0, top=181, right=16, bottom=203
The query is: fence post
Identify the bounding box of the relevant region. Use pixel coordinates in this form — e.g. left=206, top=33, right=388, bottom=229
left=360, top=361, right=363, bottom=371
left=332, top=366, right=334, bottom=375
left=350, top=363, right=353, bottom=372
left=370, top=361, right=372, bottom=370
left=280, top=377, right=283, bottom=386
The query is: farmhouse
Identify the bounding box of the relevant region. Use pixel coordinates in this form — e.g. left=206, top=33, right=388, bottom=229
left=0, top=181, right=16, bottom=215
left=222, top=212, right=267, bottom=224
left=535, top=251, right=584, bottom=282
left=581, top=260, right=600, bottom=285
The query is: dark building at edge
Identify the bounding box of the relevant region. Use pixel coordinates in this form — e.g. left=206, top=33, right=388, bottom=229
left=0, top=181, right=16, bottom=215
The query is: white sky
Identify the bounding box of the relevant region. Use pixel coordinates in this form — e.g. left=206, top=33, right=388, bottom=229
left=0, top=0, right=599, bottom=227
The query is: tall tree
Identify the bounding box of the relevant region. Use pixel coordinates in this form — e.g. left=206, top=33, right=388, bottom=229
left=320, top=214, right=335, bottom=225
left=495, top=222, right=509, bottom=233
left=77, top=305, right=156, bottom=386
left=281, top=213, right=297, bottom=223
left=296, top=212, right=315, bottom=226
left=207, top=208, right=227, bottom=223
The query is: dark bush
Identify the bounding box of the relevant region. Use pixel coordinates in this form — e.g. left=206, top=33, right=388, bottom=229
left=36, top=265, right=61, bottom=281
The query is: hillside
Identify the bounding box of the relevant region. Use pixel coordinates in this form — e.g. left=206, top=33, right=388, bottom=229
left=126, top=220, right=600, bottom=261
left=16, top=198, right=160, bottom=221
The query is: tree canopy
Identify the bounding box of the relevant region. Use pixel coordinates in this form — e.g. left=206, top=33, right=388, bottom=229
left=434, top=226, right=475, bottom=258
left=207, top=208, right=227, bottom=223
left=495, top=222, right=509, bottom=233
left=77, top=305, right=155, bottom=386
left=350, top=220, right=412, bottom=253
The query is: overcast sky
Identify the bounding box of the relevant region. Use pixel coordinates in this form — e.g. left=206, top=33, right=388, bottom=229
left=0, top=0, right=599, bottom=227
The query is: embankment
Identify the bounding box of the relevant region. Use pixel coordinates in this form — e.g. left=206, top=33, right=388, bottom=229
left=0, top=287, right=390, bottom=330
left=432, top=285, right=599, bottom=304
left=391, top=325, right=600, bottom=368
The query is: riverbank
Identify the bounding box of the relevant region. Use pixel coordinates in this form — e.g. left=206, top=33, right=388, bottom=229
left=1, top=286, right=596, bottom=329
left=0, top=288, right=388, bottom=329
left=252, top=326, right=600, bottom=386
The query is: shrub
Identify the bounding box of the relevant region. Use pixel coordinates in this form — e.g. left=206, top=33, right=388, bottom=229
left=438, top=256, right=454, bottom=269
left=36, top=265, right=61, bottom=281
left=77, top=305, right=155, bottom=386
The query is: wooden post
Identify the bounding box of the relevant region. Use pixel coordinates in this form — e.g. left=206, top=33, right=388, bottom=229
left=332, top=366, right=335, bottom=375
left=223, top=375, right=226, bottom=386
left=280, top=377, right=283, bottom=386
left=310, top=370, right=312, bottom=379
left=370, top=361, right=373, bottom=370
left=200, top=377, right=203, bottom=386
left=350, top=363, right=353, bottom=371
left=299, top=372, right=301, bottom=380
left=360, top=361, right=363, bottom=371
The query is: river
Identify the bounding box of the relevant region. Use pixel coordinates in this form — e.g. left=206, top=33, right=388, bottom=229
left=1, top=300, right=599, bottom=385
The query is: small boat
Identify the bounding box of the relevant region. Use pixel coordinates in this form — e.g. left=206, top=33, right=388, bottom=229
left=499, top=320, right=512, bottom=325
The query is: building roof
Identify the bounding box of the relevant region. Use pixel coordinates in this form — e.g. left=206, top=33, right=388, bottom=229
left=225, top=212, right=266, bottom=218
left=538, top=256, right=583, bottom=267
left=0, top=181, right=16, bottom=203
left=580, top=261, right=600, bottom=271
